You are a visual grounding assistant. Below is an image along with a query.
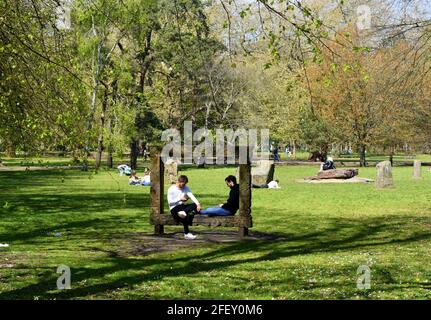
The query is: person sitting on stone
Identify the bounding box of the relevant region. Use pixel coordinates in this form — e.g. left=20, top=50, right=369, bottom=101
left=320, top=156, right=336, bottom=171
left=200, top=175, right=239, bottom=216
left=252, top=180, right=280, bottom=189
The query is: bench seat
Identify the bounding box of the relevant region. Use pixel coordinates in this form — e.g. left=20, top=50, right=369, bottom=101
left=150, top=214, right=252, bottom=228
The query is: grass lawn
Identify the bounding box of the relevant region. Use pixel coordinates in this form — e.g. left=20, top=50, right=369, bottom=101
left=0, top=165, right=431, bottom=300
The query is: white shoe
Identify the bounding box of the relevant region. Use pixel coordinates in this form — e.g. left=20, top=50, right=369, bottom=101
left=184, top=233, right=197, bottom=240
left=178, top=211, right=187, bottom=219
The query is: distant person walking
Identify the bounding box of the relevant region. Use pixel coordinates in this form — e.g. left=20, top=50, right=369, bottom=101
left=273, top=145, right=280, bottom=162
left=142, top=144, right=148, bottom=162
left=285, top=145, right=290, bottom=160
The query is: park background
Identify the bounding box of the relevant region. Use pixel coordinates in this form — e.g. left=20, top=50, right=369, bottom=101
left=1, top=0, right=431, bottom=299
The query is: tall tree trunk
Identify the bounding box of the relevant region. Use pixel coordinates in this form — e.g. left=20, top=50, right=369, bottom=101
left=107, top=152, right=113, bottom=169
left=389, top=146, right=395, bottom=167
left=95, top=89, right=108, bottom=169
left=359, top=144, right=367, bottom=167
left=106, top=107, right=114, bottom=169
left=106, top=79, right=117, bottom=169
left=5, top=144, right=16, bottom=157
left=131, top=30, right=152, bottom=172
left=130, top=140, right=139, bottom=170
left=290, top=139, right=296, bottom=159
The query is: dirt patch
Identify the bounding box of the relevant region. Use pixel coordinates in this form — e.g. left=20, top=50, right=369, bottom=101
left=109, top=231, right=283, bottom=257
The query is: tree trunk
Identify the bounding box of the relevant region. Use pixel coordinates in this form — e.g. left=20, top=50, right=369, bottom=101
left=95, top=89, right=108, bottom=169
left=5, top=145, right=16, bottom=157
left=106, top=79, right=118, bottom=169
left=106, top=115, right=114, bottom=168
left=359, top=145, right=367, bottom=167
left=290, top=139, right=296, bottom=159
left=107, top=152, right=113, bottom=168
left=309, top=150, right=326, bottom=162
left=130, top=139, right=139, bottom=170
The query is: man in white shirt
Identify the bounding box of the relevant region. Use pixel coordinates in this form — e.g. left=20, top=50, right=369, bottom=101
left=167, top=175, right=201, bottom=240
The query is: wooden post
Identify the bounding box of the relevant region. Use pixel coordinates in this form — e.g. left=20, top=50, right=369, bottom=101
left=150, top=146, right=164, bottom=235
left=238, top=146, right=251, bottom=238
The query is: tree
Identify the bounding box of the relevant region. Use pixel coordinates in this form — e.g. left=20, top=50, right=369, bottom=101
left=0, top=0, right=88, bottom=156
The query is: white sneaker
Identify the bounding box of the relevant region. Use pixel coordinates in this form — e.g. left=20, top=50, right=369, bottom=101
left=184, top=233, right=197, bottom=240
left=178, top=211, right=187, bottom=219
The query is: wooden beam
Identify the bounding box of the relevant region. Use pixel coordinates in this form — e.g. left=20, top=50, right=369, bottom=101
left=150, top=146, right=164, bottom=235
left=238, top=146, right=252, bottom=238
left=151, top=214, right=252, bottom=228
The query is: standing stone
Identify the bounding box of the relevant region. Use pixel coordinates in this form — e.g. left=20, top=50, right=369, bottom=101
left=164, top=158, right=178, bottom=184
left=251, top=160, right=275, bottom=185
left=376, top=161, right=394, bottom=188
left=413, top=160, right=422, bottom=179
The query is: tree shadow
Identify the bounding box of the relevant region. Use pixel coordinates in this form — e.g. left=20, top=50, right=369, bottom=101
left=1, top=214, right=430, bottom=299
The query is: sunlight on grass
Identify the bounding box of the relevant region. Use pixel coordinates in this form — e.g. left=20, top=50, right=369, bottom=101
left=1, top=165, right=431, bottom=299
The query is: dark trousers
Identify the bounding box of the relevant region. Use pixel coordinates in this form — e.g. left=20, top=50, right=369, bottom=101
left=170, top=203, right=197, bottom=234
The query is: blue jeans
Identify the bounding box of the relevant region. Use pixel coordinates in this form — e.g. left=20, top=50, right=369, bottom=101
left=200, top=207, right=233, bottom=216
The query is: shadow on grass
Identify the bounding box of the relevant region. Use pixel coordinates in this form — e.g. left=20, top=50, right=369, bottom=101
left=0, top=170, right=151, bottom=243
left=1, top=214, right=430, bottom=299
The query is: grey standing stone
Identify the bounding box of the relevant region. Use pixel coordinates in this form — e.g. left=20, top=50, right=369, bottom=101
left=413, top=160, right=422, bottom=179
left=251, top=160, right=275, bottom=185
left=376, top=160, right=393, bottom=188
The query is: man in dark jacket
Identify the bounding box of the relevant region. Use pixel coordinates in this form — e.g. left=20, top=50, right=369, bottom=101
left=199, top=175, right=239, bottom=216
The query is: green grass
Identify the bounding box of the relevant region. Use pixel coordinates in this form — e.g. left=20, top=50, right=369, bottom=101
left=1, top=165, right=431, bottom=299
left=1, top=152, right=430, bottom=167
left=0, top=156, right=148, bottom=168
left=335, top=153, right=431, bottom=163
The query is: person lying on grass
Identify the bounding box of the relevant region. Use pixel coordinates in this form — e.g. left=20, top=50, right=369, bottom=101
left=199, top=175, right=239, bottom=217
left=252, top=180, right=280, bottom=189
left=167, top=175, right=201, bottom=240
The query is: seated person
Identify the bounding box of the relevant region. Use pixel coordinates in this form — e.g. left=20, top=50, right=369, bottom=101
left=200, top=175, right=239, bottom=216
left=252, top=180, right=280, bottom=189
left=320, top=156, right=336, bottom=171
left=141, top=168, right=151, bottom=186
left=128, top=171, right=141, bottom=185
left=168, top=175, right=201, bottom=240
